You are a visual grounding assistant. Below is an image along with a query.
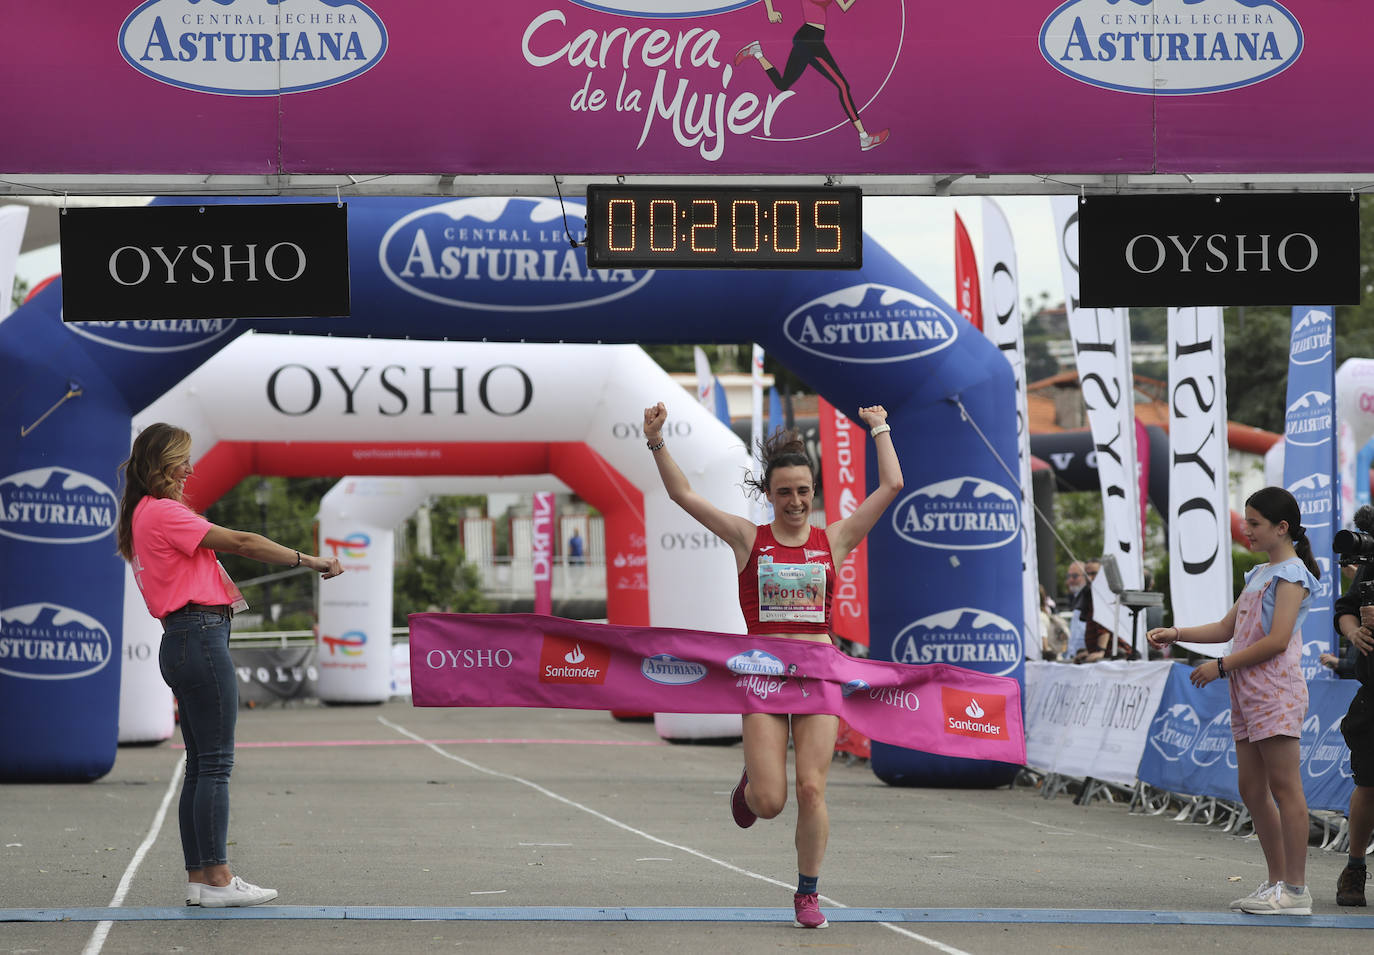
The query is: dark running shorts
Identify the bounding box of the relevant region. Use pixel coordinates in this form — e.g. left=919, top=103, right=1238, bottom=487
left=1342, top=686, right=1374, bottom=787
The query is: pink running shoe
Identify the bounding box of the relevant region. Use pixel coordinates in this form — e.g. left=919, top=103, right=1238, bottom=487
left=859, top=128, right=890, bottom=151
left=730, top=769, right=756, bottom=829
left=793, top=892, right=829, bottom=929
left=734, top=40, right=762, bottom=67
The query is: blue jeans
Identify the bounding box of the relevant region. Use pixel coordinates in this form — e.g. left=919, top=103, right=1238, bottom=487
left=159, top=605, right=237, bottom=870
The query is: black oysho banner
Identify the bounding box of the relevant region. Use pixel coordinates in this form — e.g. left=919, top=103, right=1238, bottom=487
left=60, top=202, right=350, bottom=321
left=1078, top=194, right=1359, bottom=307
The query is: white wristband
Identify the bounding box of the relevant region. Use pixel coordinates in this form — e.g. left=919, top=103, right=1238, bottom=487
left=870, top=424, right=891, bottom=437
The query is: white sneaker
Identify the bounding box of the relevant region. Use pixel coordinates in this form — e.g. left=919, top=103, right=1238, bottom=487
left=1239, top=881, right=1312, bottom=915
left=186, top=882, right=201, bottom=906
left=198, top=876, right=278, bottom=908
left=1230, top=881, right=1274, bottom=911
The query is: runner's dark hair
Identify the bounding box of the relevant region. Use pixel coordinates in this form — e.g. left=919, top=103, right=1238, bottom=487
left=743, top=428, right=814, bottom=497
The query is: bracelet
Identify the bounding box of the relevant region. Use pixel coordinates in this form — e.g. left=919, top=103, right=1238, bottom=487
left=647, top=439, right=666, bottom=452
left=1216, top=656, right=1227, bottom=677
left=294, top=551, right=301, bottom=568
left=870, top=423, right=891, bottom=438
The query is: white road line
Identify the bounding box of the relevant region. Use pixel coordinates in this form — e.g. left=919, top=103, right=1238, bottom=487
left=81, top=755, right=184, bottom=955
left=380, top=716, right=971, bottom=954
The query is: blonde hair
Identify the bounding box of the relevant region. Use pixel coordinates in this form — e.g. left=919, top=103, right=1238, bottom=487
left=115, top=423, right=192, bottom=561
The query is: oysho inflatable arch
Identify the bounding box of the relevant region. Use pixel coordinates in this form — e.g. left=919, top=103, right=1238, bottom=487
left=117, top=334, right=750, bottom=718
left=0, top=196, right=1019, bottom=785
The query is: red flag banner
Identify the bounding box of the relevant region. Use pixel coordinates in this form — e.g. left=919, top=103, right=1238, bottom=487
left=818, top=397, right=869, bottom=648
left=954, top=212, right=983, bottom=332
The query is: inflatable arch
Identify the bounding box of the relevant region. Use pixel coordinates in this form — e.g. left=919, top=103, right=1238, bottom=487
left=0, top=196, right=1019, bottom=786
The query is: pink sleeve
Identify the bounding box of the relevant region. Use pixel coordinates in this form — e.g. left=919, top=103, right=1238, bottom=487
left=148, top=498, right=212, bottom=556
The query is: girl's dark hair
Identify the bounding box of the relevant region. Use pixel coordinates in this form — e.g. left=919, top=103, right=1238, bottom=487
left=1245, top=485, right=1320, bottom=578
left=743, top=428, right=814, bottom=497
left=116, top=423, right=192, bottom=562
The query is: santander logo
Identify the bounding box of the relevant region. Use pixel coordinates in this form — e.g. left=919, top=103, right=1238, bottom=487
left=539, top=635, right=610, bottom=685
left=942, top=687, right=1007, bottom=740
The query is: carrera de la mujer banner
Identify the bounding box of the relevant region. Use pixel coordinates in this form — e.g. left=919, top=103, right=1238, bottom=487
left=1, top=1, right=1368, bottom=176
left=409, top=613, right=1027, bottom=764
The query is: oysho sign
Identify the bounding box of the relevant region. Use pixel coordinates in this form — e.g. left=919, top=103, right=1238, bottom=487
left=60, top=203, right=351, bottom=322
left=119, top=0, right=388, bottom=96
left=1078, top=194, right=1359, bottom=306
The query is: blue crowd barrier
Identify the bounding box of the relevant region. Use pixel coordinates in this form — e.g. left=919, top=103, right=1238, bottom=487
left=1137, top=662, right=1358, bottom=812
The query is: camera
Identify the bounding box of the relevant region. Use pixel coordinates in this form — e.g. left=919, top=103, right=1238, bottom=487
left=1334, top=529, right=1374, bottom=563
left=1335, top=505, right=1374, bottom=606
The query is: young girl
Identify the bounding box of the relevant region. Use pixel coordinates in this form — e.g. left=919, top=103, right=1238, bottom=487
left=642, top=401, right=902, bottom=929
left=1148, top=486, right=1319, bottom=915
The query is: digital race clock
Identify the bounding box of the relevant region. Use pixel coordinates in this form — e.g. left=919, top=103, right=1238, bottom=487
left=585, top=185, right=862, bottom=270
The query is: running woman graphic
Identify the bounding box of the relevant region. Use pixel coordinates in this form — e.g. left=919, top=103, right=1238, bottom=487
left=734, top=0, right=890, bottom=152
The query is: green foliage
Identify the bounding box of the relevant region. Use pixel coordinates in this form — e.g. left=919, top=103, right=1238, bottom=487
left=1222, top=194, right=1374, bottom=432
left=392, top=495, right=490, bottom=625
left=10, top=276, right=29, bottom=311
left=205, top=476, right=332, bottom=629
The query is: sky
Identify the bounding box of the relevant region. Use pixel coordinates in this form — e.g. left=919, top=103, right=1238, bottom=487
left=11, top=194, right=1068, bottom=318
left=863, top=195, right=1064, bottom=315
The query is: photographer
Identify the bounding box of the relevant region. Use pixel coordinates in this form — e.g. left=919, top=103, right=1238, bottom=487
left=1333, top=505, right=1374, bottom=907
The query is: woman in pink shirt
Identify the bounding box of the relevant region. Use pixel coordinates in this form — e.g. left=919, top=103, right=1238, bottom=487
left=116, top=423, right=343, bottom=908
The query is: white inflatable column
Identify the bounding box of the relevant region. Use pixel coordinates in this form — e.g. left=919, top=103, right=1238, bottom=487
left=117, top=562, right=175, bottom=743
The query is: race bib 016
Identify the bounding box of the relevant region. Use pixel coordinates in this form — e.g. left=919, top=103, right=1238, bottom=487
left=758, top=562, right=825, bottom=623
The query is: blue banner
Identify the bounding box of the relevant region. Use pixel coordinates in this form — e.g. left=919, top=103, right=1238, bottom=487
left=1138, top=662, right=1357, bottom=812
left=1283, top=306, right=1338, bottom=658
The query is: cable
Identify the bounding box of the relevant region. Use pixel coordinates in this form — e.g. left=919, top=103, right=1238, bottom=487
left=552, top=176, right=585, bottom=249
left=946, top=393, right=1084, bottom=568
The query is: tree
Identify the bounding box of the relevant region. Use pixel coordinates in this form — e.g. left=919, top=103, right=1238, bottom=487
left=392, top=495, right=489, bottom=625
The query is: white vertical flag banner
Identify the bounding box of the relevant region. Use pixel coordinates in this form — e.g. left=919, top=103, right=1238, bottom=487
left=1167, top=307, right=1233, bottom=655
left=0, top=205, right=30, bottom=320
left=1051, top=197, right=1144, bottom=644
left=693, top=345, right=714, bottom=407
left=982, top=198, right=1039, bottom=661
left=750, top=343, right=770, bottom=524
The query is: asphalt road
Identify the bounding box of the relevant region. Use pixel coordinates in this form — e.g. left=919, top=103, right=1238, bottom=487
left=3, top=700, right=1371, bottom=954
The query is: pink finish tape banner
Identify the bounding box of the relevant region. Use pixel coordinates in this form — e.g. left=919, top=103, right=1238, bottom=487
left=409, top=613, right=1026, bottom=764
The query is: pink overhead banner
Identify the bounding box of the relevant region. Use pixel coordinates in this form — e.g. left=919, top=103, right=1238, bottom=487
left=1, top=1, right=1366, bottom=176
left=410, top=613, right=1027, bottom=763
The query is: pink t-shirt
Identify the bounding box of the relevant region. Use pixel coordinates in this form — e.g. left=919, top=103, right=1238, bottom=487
left=130, top=496, right=234, bottom=619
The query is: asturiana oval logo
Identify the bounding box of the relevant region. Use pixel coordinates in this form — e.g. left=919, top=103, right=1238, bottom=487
left=726, top=649, right=785, bottom=676
left=641, top=653, right=707, bottom=686
left=1287, top=472, right=1333, bottom=535
left=1040, top=0, right=1302, bottom=96
left=1285, top=390, right=1332, bottom=448
left=118, top=0, right=388, bottom=96
left=1290, top=308, right=1333, bottom=365
left=0, top=467, right=118, bottom=545
left=892, top=477, right=1019, bottom=551
left=1188, top=709, right=1233, bottom=768
left=891, top=608, right=1021, bottom=677
left=1305, top=719, right=1348, bottom=780
left=66, top=316, right=238, bottom=354
left=782, top=284, right=958, bottom=365
left=379, top=198, right=651, bottom=313
left=0, top=603, right=112, bottom=681
left=1148, top=703, right=1201, bottom=761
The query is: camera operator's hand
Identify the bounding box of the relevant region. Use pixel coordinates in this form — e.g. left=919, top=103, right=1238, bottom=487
left=1351, top=620, right=1374, bottom=656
